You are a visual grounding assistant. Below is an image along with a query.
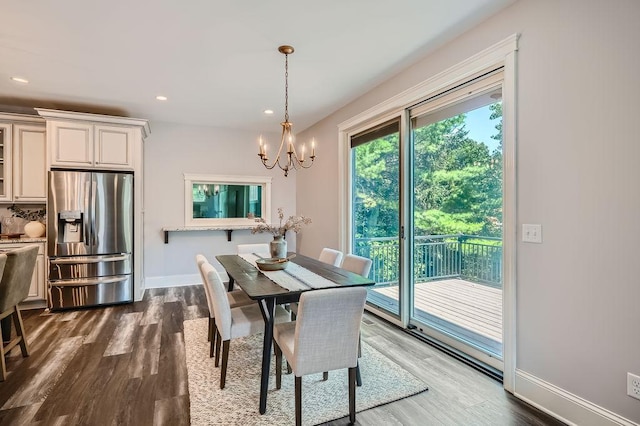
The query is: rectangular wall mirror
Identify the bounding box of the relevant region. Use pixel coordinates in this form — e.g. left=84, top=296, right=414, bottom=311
left=184, top=174, right=272, bottom=227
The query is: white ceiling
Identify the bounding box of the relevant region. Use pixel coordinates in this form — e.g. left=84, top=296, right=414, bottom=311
left=1, top=0, right=514, bottom=133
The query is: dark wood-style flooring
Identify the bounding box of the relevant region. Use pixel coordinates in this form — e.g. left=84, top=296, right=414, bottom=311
left=0, top=286, right=563, bottom=425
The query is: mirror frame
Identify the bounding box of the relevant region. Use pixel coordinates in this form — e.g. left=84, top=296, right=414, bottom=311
left=184, top=173, right=272, bottom=227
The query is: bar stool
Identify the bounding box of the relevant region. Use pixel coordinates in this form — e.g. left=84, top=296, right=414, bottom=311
left=0, top=245, right=39, bottom=381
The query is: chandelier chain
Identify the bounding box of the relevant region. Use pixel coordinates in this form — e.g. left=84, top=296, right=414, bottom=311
left=284, top=53, right=289, bottom=122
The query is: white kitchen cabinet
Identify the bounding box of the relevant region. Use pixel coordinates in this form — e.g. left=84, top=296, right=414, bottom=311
left=29, top=249, right=45, bottom=301
left=48, top=121, right=93, bottom=168
left=47, top=120, right=135, bottom=170
left=0, top=123, right=12, bottom=202
left=13, top=124, right=46, bottom=202
left=1, top=241, right=46, bottom=305
left=95, top=124, right=134, bottom=169
left=0, top=114, right=47, bottom=203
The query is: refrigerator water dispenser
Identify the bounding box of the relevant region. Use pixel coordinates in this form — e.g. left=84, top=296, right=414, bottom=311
left=58, top=210, right=84, bottom=243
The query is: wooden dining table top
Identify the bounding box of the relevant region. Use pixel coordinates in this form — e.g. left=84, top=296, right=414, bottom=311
left=216, top=252, right=375, bottom=302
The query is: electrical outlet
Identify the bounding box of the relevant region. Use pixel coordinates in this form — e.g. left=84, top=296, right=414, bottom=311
left=628, top=372, right=640, bottom=400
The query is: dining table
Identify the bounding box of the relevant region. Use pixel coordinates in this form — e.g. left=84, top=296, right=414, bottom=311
left=216, top=251, right=375, bottom=414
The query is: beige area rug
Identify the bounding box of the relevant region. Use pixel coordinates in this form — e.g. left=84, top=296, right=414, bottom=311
left=184, top=318, right=428, bottom=426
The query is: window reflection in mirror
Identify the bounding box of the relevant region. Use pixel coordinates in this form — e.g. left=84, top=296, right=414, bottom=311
left=184, top=174, right=272, bottom=227
left=192, top=183, right=262, bottom=219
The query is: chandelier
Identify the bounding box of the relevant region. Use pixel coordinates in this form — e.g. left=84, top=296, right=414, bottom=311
left=257, top=45, right=316, bottom=177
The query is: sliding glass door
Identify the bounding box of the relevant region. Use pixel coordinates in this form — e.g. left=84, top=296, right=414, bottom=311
left=349, top=71, right=506, bottom=368
left=409, top=74, right=504, bottom=361
left=351, top=120, right=400, bottom=317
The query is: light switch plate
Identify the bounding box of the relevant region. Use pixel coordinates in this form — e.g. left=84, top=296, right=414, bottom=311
left=522, top=224, right=542, bottom=243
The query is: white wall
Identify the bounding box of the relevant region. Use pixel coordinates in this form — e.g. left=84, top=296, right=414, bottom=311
left=143, top=122, right=296, bottom=283
left=296, top=0, right=640, bottom=423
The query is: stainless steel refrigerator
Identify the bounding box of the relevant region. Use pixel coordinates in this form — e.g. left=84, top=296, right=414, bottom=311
left=47, top=170, right=134, bottom=310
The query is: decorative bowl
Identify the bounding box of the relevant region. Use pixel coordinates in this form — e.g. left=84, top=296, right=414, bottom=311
left=256, top=258, right=289, bottom=271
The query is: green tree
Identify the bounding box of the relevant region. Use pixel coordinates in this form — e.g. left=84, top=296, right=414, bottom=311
left=412, top=107, right=503, bottom=237
left=353, top=101, right=503, bottom=240
left=490, top=102, right=502, bottom=148
left=353, top=133, right=399, bottom=239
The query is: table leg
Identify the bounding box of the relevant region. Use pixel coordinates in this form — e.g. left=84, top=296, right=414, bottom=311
left=227, top=276, right=235, bottom=292
left=257, top=297, right=276, bottom=414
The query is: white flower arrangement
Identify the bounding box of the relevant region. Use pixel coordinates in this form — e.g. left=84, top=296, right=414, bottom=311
left=251, top=208, right=311, bottom=237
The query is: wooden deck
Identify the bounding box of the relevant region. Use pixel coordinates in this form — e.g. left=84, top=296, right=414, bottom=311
left=372, top=278, right=503, bottom=355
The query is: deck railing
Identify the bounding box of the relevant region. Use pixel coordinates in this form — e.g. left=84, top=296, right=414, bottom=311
left=354, top=234, right=502, bottom=288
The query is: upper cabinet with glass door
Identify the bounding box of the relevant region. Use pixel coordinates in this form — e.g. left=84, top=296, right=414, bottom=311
left=0, top=123, right=11, bottom=201
left=0, top=114, right=47, bottom=203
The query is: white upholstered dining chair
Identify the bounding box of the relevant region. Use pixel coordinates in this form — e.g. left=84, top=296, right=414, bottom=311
left=318, top=248, right=343, bottom=267
left=323, top=253, right=372, bottom=385
left=236, top=243, right=270, bottom=256
left=273, top=287, right=367, bottom=426
left=196, top=255, right=254, bottom=357
left=202, top=262, right=289, bottom=389
left=341, top=254, right=373, bottom=278
left=289, top=247, right=345, bottom=321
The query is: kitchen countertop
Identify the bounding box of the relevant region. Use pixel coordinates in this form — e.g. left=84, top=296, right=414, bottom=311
left=0, top=237, right=47, bottom=244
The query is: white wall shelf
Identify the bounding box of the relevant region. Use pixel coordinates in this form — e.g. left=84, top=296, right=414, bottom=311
left=161, top=225, right=255, bottom=243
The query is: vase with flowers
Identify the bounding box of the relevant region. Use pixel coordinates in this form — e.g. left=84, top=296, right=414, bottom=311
left=251, top=208, right=312, bottom=258
left=7, top=204, right=47, bottom=238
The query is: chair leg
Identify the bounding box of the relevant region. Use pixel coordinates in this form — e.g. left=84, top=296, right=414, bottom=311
left=0, top=307, right=28, bottom=382
left=209, top=322, right=217, bottom=358
left=349, top=367, right=357, bottom=424
left=213, top=326, right=217, bottom=356
left=220, top=340, right=230, bottom=389
left=0, top=318, right=6, bottom=381
left=0, top=346, right=5, bottom=381
left=287, top=361, right=292, bottom=374
left=322, top=372, right=329, bottom=381
left=214, top=329, right=222, bottom=367
left=295, top=375, right=302, bottom=426
left=274, top=341, right=282, bottom=390
left=288, top=302, right=297, bottom=321
left=356, top=361, right=362, bottom=387
left=12, top=308, right=29, bottom=357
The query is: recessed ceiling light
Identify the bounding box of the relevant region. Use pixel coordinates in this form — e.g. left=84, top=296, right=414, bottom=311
left=263, top=109, right=274, bottom=115
left=10, top=77, right=29, bottom=84
left=156, top=95, right=168, bottom=101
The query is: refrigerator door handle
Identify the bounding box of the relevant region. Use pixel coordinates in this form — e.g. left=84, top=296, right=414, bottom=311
left=84, top=180, right=92, bottom=250
left=91, top=180, right=98, bottom=248
left=49, top=275, right=130, bottom=287
left=50, top=254, right=129, bottom=265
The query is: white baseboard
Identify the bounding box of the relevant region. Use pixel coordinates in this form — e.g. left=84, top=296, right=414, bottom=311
left=515, top=370, right=638, bottom=426
left=145, top=273, right=202, bottom=289
left=144, top=270, right=230, bottom=289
